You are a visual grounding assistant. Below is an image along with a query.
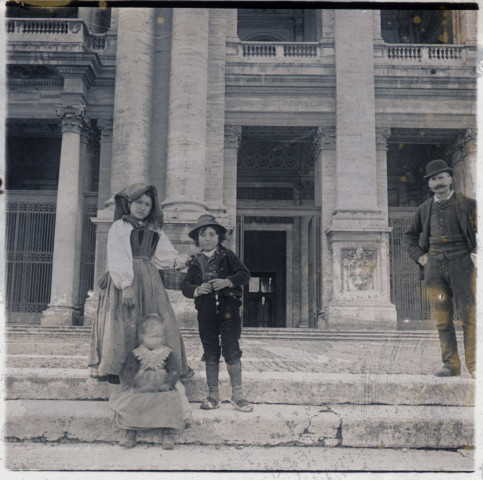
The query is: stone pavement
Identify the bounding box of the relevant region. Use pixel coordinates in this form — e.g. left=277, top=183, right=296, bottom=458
left=3, top=327, right=476, bottom=473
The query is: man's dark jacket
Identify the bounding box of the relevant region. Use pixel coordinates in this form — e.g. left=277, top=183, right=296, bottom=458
left=404, top=192, right=477, bottom=279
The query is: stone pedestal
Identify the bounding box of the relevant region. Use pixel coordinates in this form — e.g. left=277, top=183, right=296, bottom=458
left=42, top=106, right=88, bottom=326
left=163, top=9, right=210, bottom=222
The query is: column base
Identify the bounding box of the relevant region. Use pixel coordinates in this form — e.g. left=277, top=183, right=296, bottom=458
left=41, top=306, right=82, bottom=326
left=162, top=199, right=207, bottom=222
left=324, top=302, right=398, bottom=330
left=83, top=292, right=99, bottom=327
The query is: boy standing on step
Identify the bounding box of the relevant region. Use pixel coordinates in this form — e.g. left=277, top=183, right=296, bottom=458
left=182, top=215, right=253, bottom=412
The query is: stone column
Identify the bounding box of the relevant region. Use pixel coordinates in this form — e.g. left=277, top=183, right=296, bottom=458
left=314, top=127, right=336, bottom=329
left=225, top=8, right=239, bottom=42
left=163, top=9, right=210, bottom=221
left=325, top=10, right=397, bottom=329
left=321, top=10, right=335, bottom=39
left=110, top=8, right=155, bottom=194
left=376, top=127, right=391, bottom=222
left=451, top=128, right=477, bottom=198
left=223, top=125, right=242, bottom=250
left=41, top=106, right=88, bottom=325
left=83, top=118, right=113, bottom=326
left=205, top=10, right=229, bottom=218
left=96, top=118, right=113, bottom=209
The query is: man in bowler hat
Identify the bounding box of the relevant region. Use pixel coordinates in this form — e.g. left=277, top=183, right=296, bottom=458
left=404, top=159, right=476, bottom=378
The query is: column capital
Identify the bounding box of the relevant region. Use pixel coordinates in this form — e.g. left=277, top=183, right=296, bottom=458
left=98, top=117, right=113, bottom=138
left=55, top=105, right=89, bottom=134
left=314, top=126, right=336, bottom=154
left=375, top=126, right=391, bottom=150
left=224, top=125, right=242, bottom=148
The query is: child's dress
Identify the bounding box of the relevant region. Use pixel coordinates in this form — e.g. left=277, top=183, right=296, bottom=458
left=109, top=344, right=191, bottom=430
left=89, top=216, right=189, bottom=378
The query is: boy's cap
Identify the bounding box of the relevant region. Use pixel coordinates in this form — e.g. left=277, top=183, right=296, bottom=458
left=188, top=214, right=227, bottom=239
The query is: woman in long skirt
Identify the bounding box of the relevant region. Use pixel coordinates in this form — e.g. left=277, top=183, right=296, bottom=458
left=88, top=183, right=192, bottom=383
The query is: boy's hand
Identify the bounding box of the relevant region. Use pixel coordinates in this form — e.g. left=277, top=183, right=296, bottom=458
left=197, top=282, right=213, bottom=295
left=158, top=383, right=171, bottom=392
left=209, top=279, right=232, bottom=291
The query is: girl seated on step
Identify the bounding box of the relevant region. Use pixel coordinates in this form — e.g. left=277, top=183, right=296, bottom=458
left=109, top=314, right=192, bottom=449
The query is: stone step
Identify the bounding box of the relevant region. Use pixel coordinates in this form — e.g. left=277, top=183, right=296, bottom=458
left=6, top=368, right=475, bottom=406
left=6, top=325, right=456, bottom=342
left=5, top=400, right=473, bottom=449
left=5, top=443, right=474, bottom=471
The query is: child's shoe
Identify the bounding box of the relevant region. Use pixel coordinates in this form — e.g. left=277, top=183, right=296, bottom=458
left=232, top=397, right=253, bottom=412
left=119, top=429, right=136, bottom=448
left=200, top=396, right=221, bottom=410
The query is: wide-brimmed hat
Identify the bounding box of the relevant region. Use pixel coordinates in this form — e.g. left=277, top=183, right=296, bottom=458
left=113, top=183, right=163, bottom=228
left=188, top=214, right=227, bottom=240
left=423, top=159, right=453, bottom=180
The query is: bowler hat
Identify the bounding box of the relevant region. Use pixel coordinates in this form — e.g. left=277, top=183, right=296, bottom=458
left=188, top=214, right=227, bottom=240
left=423, top=159, right=453, bottom=179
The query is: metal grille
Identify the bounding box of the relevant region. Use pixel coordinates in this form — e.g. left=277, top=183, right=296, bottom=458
left=78, top=195, right=98, bottom=307
left=308, top=215, right=322, bottom=327
left=389, top=209, right=431, bottom=322
left=5, top=192, right=57, bottom=313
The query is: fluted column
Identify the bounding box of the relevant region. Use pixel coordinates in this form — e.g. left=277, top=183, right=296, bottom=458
left=110, top=8, right=154, bottom=194
left=41, top=106, right=88, bottom=325
left=96, top=118, right=113, bottom=208
left=376, top=127, right=391, bottom=222
left=163, top=9, right=210, bottom=221
left=205, top=10, right=228, bottom=214
left=451, top=128, right=476, bottom=198
left=223, top=125, right=242, bottom=238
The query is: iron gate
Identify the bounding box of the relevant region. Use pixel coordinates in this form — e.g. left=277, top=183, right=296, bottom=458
left=5, top=191, right=97, bottom=323
left=388, top=208, right=431, bottom=323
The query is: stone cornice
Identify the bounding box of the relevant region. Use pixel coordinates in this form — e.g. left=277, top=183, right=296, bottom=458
left=7, top=78, right=64, bottom=87
left=226, top=86, right=336, bottom=96
left=376, top=88, right=476, bottom=98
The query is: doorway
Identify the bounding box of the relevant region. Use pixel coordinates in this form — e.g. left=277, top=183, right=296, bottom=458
left=242, top=231, right=286, bottom=327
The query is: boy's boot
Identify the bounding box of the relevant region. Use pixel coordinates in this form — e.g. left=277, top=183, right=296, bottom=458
left=162, top=428, right=177, bottom=450
left=201, top=361, right=221, bottom=409
left=119, top=429, right=137, bottom=448
left=227, top=360, right=253, bottom=412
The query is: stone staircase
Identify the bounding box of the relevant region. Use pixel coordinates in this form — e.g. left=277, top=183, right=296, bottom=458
left=4, top=326, right=475, bottom=472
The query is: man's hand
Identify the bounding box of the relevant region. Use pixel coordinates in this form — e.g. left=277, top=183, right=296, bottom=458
left=418, top=253, right=428, bottom=267
left=122, top=286, right=136, bottom=309
left=209, top=278, right=232, bottom=291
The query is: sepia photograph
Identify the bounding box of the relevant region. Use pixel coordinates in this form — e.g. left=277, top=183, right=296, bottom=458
left=1, top=0, right=481, bottom=477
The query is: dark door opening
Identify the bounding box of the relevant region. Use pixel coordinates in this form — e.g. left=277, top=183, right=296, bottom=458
left=242, top=231, right=286, bottom=327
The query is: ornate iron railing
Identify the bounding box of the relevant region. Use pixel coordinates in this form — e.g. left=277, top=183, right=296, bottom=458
left=5, top=191, right=98, bottom=322
left=5, top=191, right=57, bottom=314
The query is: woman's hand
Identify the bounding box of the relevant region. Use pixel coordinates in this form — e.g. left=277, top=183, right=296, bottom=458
left=158, top=382, right=172, bottom=392
left=174, top=254, right=189, bottom=270
left=122, top=286, right=136, bottom=309
left=197, top=282, right=213, bottom=295
left=209, top=278, right=232, bottom=291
